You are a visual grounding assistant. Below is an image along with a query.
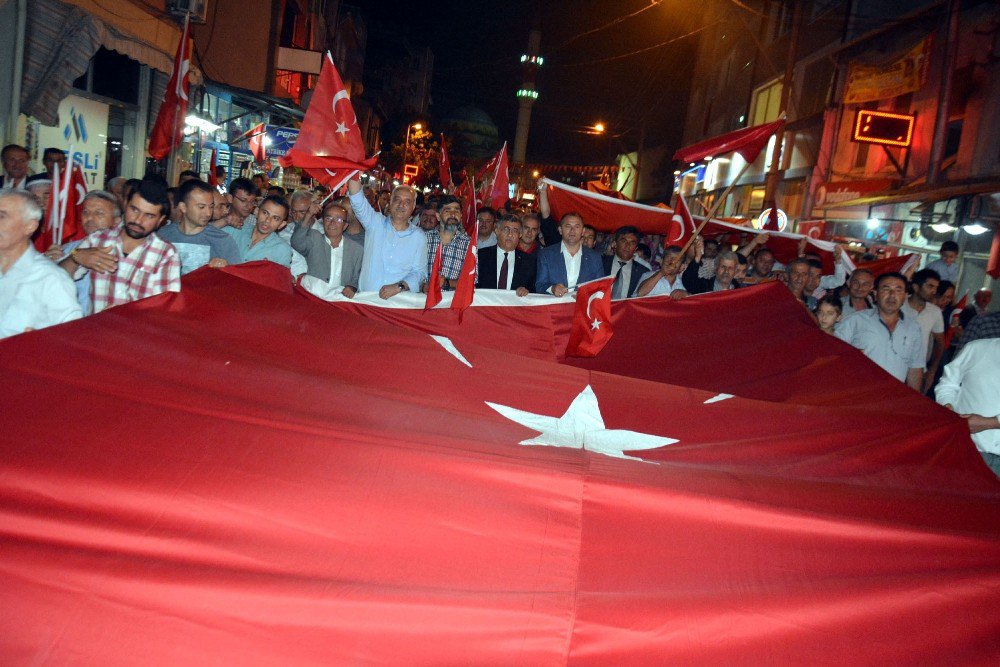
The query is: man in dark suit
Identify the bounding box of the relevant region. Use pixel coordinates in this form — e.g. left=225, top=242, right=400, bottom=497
left=534, top=212, right=605, bottom=295
left=477, top=214, right=536, bottom=296
left=602, top=225, right=650, bottom=299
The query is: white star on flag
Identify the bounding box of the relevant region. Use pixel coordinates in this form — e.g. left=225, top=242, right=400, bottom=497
left=335, top=121, right=349, bottom=135
left=485, top=385, right=677, bottom=461
left=591, top=318, right=602, bottom=330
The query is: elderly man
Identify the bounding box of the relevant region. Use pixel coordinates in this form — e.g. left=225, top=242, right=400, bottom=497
left=45, top=190, right=122, bottom=315
left=424, top=195, right=470, bottom=292
left=25, top=179, right=52, bottom=227
left=1, top=144, right=30, bottom=190
left=347, top=177, right=426, bottom=299
left=290, top=202, right=362, bottom=298
left=603, top=225, right=649, bottom=299
left=682, top=237, right=740, bottom=294
left=280, top=190, right=315, bottom=277
left=519, top=213, right=542, bottom=255
left=156, top=179, right=241, bottom=275
left=637, top=245, right=687, bottom=298
left=784, top=257, right=816, bottom=308
left=0, top=191, right=81, bottom=337
left=477, top=213, right=535, bottom=295
left=839, top=268, right=875, bottom=322
left=836, top=271, right=923, bottom=390
left=535, top=212, right=604, bottom=296
left=936, top=338, right=1000, bottom=476
left=60, top=179, right=181, bottom=314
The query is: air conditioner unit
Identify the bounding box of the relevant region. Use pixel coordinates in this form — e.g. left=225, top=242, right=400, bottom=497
left=167, top=0, right=208, bottom=23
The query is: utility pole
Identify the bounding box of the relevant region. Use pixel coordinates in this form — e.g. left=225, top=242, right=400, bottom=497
left=762, top=0, right=802, bottom=219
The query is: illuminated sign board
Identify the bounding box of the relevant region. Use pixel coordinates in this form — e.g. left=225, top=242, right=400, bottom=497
left=851, top=110, right=915, bottom=147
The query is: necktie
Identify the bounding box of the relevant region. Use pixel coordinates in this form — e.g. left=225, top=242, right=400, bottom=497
left=612, top=260, right=625, bottom=299
left=498, top=252, right=509, bottom=289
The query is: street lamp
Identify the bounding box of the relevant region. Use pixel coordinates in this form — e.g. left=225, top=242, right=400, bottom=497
left=593, top=122, right=606, bottom=134
left=404, top=122, right=423, bottom=164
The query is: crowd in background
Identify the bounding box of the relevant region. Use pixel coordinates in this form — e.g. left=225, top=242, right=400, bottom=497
left=1, top=142, right=997, bottom=474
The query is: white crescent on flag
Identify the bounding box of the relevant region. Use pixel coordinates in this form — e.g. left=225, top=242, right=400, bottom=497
left=586, top=291, right=605, bottom=319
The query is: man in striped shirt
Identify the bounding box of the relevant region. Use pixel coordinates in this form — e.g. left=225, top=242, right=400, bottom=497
left=60, top=179, right=181, bottom=313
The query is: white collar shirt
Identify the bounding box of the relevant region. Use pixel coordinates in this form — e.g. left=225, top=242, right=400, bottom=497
left=0, top=245, right=82, bottom=338
left=935, top=338, right=1000, bottom=455
left=326, top=239, right=345, bottom=288
left=495, top=245, right=515, bottom=290
left=560, top=242, right=582, bottom=289
left=610, top=257, right=633, bottom=299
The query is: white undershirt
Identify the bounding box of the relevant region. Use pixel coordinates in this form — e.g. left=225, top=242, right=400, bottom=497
left=561, top=242, right=582, bottom=289
left=326, top=240, right=344, bottom=287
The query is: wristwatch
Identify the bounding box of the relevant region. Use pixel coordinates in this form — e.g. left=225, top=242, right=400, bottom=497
left=397, top=281, right=408, bottom=292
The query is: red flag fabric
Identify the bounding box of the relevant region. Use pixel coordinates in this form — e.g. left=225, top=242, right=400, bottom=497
left=565, top=276, right=615, bottom=357
left=475, top=142, right=509, bottom=210
left=454, top=177, right=477, bottom=237
left=439, top=134, right=452, bottom=191
left=666, top=194, right=696, bottom=248
left=207, top=149, right=218, bottom=187
left=764, top=205, right=780, bottom=231
left=450, top=219, right=478, bottom=313
left=33, top=162, right=86, bottom=251
left=856, top=253, right=918, bottom=279
left=942, top=291, right=969, bottom=349
left=279, top=52, right=377, bottom=173
left=248, top=123, right=267, bottom=164
left=987, top=227, right=1000, bottom=279
left=585, top=180, right=629, bottom=200
left=796, top=219, right=826, bottom=239
left=303, top=167, right=357, bottom=192
left=3, top=264, right=999, bottom=664
left=148, top=17, right=192, bottom=161
left=674, top=117, right=785, bottom=164
left=424, top=243, right=444, bottom=309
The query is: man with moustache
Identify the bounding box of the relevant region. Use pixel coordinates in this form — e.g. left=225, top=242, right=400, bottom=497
left=290, top=202, right=362, bottom=297
left=836, top=271, right=924, bottom=390
left=423, top=195, right=470, bottom=291
left=156, top=179, right=240, bottom=274
left=60, top=179, right=181, bottom=313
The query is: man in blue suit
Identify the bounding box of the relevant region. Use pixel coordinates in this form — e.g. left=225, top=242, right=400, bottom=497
left=534, top=212, right=605, bottom=295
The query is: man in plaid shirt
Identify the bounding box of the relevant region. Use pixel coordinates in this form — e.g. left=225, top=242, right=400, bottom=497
left=423, top=195, right=470, bottom=291
left=60, top=179, right=181, bottom=313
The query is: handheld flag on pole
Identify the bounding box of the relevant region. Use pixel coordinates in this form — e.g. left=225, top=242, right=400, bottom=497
left=148, top=15, right=192, bottom=160
left=565, top=275, right=616, bottom=358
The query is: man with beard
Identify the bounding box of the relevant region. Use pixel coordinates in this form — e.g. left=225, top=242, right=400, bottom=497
left=223, top=195, right=293, bottom=268
left=347, top=177, right=426, bottom=299
left=423, top=195, right=470, bottom=291
left=476, top=214, right=535, bottom=295
left=156, top=179, right=240, bottom=274
left=60, top=179, right=181, bottom=314
left=836, top=271, right=923, bottom=390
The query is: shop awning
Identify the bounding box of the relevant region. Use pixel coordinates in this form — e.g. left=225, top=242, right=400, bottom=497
left=205, top=81, right=305, bottom=126
left=821, top=179, right=1000, bottom=210
left=20, top=0, right=182, bottom=126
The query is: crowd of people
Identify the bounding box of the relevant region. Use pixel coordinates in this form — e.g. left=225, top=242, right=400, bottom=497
left=1, top=142, right=997, bottom=474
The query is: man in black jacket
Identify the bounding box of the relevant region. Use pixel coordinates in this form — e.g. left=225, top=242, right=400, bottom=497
left=477, top=214, right=535, bottom=296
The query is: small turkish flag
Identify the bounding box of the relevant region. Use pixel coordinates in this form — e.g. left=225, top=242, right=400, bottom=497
left=279, top=52, right=377, bottom=173
left=148, top=16, right=192, bottom=160
left=476, top=142, right=509, bottom=210
left=439, top=134, right=452, bottom=191
left=454, top=176, right=478, bottom=237
left=208, top=149, right=218, bottom=187
left=764, top=205, right=780, bottom=231
left=796, top=219, right=826, bottom=239
left=565, top=275, right=616, bottom=358
left=34, top=162, right=86, bottom=251
left=666, top=194, right=696, bottom=248
left=425, top=243, right=444, bottom=309
left=248, top=123, right=267, bottom=164
left=451, top=216, right=478, bottom=313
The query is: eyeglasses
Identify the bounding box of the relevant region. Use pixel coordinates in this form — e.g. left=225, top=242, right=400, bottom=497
left=232, top=193, right=256, bottom=205
left=323, top=215, right=347, bottom=223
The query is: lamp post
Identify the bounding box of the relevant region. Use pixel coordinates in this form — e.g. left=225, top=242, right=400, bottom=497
left=404, top=122, right=422, bottom=164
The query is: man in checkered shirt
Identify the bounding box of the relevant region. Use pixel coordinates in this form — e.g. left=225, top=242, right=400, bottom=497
left=422, top=195, right=470, bottom=291
left=60, top=179, right=180, bottom=313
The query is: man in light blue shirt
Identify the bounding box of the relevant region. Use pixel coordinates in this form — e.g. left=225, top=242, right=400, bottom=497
left=223, top=195, right=293, bottom=268
left=347, top=178, right=426, bottom=298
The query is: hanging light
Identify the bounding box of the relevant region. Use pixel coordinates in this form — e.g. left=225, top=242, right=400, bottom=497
left=930, top=223, right=957, bottom=234
left=962, top=222, right=990, bottom=235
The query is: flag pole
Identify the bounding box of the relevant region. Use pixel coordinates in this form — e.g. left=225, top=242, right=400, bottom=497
left=50, top=162, right=61, bottom=246
left=678, top=159, right=753, bottom=257
left=166, top=12, right=190, bottom=186
left=57, top=145, right=74, bottom=246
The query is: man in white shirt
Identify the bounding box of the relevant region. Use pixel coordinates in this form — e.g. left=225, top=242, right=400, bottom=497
left=0, top=190, right=82, bottom=338
left=290, top=202, right=362, bottom=297
left=534, top=212, right=605, bottom=296
left=637, top=245, right=688, bottom=298
left=936, top=338, right=1000, bottom=477
left=901, top=268, right=945, bottom=393
left=1, top=144, right=31, bottom=191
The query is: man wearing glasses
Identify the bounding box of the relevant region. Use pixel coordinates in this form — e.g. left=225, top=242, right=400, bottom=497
left=476, top=214, right=535, bottom=296
left=836, top=271, right=924, bottom=390
left=224, top=177, right=259, bottom=231
left=290, top=202, right=362, bottom=298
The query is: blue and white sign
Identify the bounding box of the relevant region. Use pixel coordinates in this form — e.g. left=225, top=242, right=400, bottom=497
left=265, top=126, right=299, bottom=158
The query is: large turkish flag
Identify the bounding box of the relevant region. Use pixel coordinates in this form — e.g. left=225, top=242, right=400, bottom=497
left=1, top=263, right=998, bottom=664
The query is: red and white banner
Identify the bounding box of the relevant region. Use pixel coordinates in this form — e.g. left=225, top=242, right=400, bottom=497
left=565, top=276, right=615, bottom=357
left=796, top=219, right=826, bottom=239
left=34, top=161, right=86, bottom=251
left=674, top=117, right=785, bottom=164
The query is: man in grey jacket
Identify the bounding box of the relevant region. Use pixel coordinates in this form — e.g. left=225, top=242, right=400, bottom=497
left=290, top=202, right=362, bottom=298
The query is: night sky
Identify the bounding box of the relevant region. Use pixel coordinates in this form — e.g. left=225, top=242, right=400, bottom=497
left=361, top=0, right=704, bottom=165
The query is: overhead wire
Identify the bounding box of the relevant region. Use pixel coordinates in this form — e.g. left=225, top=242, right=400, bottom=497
left=549, top=21, right=720, bottom=68
left=550, top=0, right=664, bottom=52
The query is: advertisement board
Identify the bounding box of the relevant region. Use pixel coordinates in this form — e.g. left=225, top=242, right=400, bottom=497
left=31, top=94, right=109, bottom=190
